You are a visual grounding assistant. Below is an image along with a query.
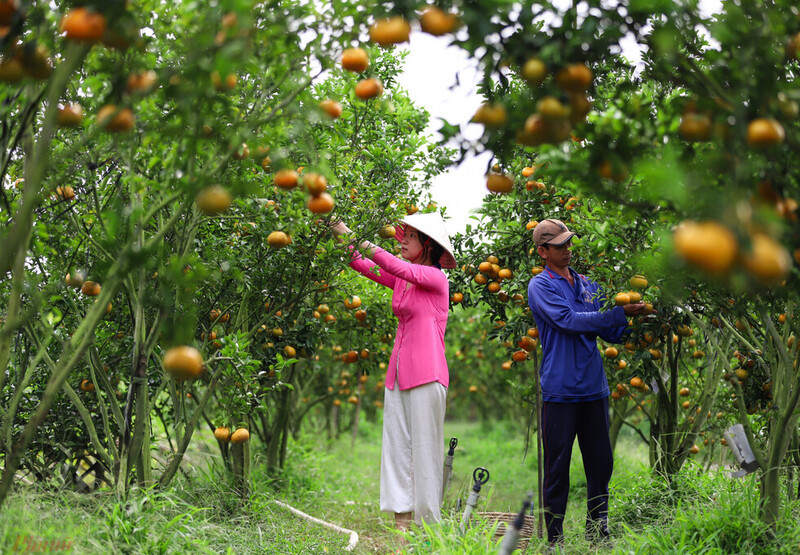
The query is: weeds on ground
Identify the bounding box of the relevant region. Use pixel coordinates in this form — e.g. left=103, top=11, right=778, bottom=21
left=612, top=464, right=800, bottom=554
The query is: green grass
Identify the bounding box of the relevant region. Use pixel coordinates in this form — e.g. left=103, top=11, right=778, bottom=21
left=2, top=417, right=800, bottom=554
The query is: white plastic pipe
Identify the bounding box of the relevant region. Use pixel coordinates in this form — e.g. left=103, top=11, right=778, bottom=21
left=272, top=500, right=359, bottom=551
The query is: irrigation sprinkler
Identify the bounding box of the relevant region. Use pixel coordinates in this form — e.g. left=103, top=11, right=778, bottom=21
left=441, top=437, right=458, bottom=501
left=498, top=492, right=534, bottom=555
left=459, top=466, right=490, bottom=534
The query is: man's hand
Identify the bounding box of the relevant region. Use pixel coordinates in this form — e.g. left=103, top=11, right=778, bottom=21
left=623, top=302, right=648, bottom=316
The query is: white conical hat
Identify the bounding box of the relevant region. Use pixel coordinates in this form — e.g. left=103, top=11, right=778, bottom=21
left=393, top=212, right=457, bottom=269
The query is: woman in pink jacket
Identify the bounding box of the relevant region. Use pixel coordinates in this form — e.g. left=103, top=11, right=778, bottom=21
left=331, top=213, right=456, bottom=529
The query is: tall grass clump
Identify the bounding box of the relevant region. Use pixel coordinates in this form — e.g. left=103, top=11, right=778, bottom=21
left=613, top=464, right=800, bottom=554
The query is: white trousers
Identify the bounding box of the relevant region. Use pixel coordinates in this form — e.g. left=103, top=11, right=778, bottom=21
left=380, top=377, right=447, bottom=525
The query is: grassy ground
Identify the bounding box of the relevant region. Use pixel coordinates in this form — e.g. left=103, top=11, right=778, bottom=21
left=2, top=416, right=800, bottom=554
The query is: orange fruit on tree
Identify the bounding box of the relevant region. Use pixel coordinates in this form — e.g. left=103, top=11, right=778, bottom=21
left=60, top=7, right=106, bottom=43
left=537, top=96, right=568, bottom=120
left=746, top=117, right=785, bottom=148
left=341, top=47, right=369, bottom=72
left=369, top=16, right=411, bottom=46
left=97, top=105, right=134, bottom=132
left=275, top=169, right=299, bottom=189
left=307, top=192, right=335, bottom=214
left=126, top=70, right=157, bottom=95
left=230, top=428, right=250, bottom=444
left=486, top=173, right=513, bottom=193
left=344, top=295, right=362, bottom=309
left=81, top=280, right=101, bottom=296
left=231, top=143, right=249, bottom=160
left=487, top=281, right=501, bottom=293
left=18, top=45, right=53, bottom=81
left=55, top=185, right=75, bottom=201
left=65, top=270, right=85, bottom=288
left=521, top=166, right=536, bottom=177
left=604, top=346, right=619, bottom=359
left=617, top=359, right=627, bottom=370
left=512, top=350, right=528, bottom=362
left=283, top=345, right=296, bottom=357
left=673, top=220, right=738, bottom=275
left=679, top=387, right=690, bottom=397
left=355, top=78, right=383, bottom=99
left=163, top=346, right=204, bottom=381
left=450, top=292, right=463, bottom=304
left=195, top=185, right=231, bottom=215
left=304, top=174, right=327, bottom=195
left=741, top=232, right=791, bottom=284
left=0, top=0, right=19, bottom=25
left=521, top=57, right=547, bottom=86
left=555, top=63, right=593, bottom=93
left=214, top=427, right=231, bottom=442
left=630, top=376, right=644, bottom=390
left=0, top=57, right=23, bottom=83
left=319, top=99, right=342, bottom=119
left=57, top=103, right=84, bottom=127
left=80, top=379, right=95, bottom=392
left=502, top=361, right=513, bottom=371
left=649, top=348, right=663, bottom=360
left=419, top=6, right=459, bottom=35
left=596, top=160, right=628, bottom=182
left=211, top=71, right=237, bottom=91
left=498, top=268, right=513, bottom=279
left=379, top=225, right=396, bottom=239
left=568, top=93, right=592, bottom=123
left=472, top=103, right=507, bottom=127
left=267, top=231, right=291, bottom=248
left=518, top=336, right=537, bottom=352
left=678, top=113, right=711, bottom=141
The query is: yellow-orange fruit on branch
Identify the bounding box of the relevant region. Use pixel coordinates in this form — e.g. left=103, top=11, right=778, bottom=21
left=195, top=185, right=231, bottom=215
left=369, top=16, right=410, bottom=46
left=307, top=192, right=334, bottom=214
left=486, top=173, right=513, bottom=194
left=230, top=428, right=250, bottom=444
left=419, top=7, right=459, bottom=36
left=163, top=346, right=204, bottom=381
left=97, top=105, right=134, bottom=133
left=60, top=7, right=106, bottom=43
left=355, top=78, right=383, bottom=99
left=267, top=231, right=291, bottom=248
left=341, top=48, right=369, bottom=72
left=673, top=220, right=738, bottom=275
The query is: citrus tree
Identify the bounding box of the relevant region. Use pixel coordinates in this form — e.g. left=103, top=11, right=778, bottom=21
left=433, top=0, right=799, bottom=529
left=0, top=0, right=451, bottom=505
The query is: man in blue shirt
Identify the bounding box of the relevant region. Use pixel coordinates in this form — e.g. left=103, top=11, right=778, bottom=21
left=527, top=219, right=647, bottom=550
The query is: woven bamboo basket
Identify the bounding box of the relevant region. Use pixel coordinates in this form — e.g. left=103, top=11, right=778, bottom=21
left=478, top=511, right=537, bottom=552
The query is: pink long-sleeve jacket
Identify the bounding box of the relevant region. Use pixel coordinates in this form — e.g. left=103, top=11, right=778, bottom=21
left=349, top=246, right=449, bottom=390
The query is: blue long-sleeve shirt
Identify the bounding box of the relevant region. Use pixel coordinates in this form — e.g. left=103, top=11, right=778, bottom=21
left=527, top=267, right=628, bottom=402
